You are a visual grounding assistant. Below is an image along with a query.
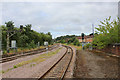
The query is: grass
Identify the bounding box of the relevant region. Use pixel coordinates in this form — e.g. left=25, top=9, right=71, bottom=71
left=1, top=47, right=62, bottom=74
left=63, top=43, right=82, bottom=50
left=14, top=47, right=62, bottom=68
left=30, top=64, right=36, bottom=67
left=3, top=44, right=56, bottom=55
left=0, top=70, right=5, bottom=74
left=0, top=68, right=13, bottom=74
left=3, top=46, right=46, bottom=55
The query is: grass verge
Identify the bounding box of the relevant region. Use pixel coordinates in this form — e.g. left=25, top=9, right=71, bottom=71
left=63, top=43, right=82, bottom=50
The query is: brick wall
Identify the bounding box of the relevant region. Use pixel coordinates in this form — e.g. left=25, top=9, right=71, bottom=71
left=99, top=44, right=120, bottom=56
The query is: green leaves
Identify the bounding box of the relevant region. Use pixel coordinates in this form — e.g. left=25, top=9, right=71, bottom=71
left=5, top=21, right=14, bottom=30
left=93, top=16, right=120, bottom=49
left=1, top=22, right=53, bottom=51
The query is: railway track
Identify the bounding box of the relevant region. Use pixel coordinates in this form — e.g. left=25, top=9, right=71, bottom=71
left=39, top=45, right=73, bottom=80
left=0, top=45, right=59, bottom=63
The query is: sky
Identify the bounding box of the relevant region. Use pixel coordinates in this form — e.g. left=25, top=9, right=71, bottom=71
left=0, top=0, right=119, bottom=38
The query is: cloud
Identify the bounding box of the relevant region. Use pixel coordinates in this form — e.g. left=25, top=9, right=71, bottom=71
left=1, top=0, right=119, bottom=2
left=1, top=2, right=118, bottom=38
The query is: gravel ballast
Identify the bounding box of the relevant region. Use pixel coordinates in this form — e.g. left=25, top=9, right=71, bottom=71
left=2, top=45, right=67, bottom=78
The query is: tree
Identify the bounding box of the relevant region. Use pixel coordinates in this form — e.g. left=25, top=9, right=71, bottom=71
left=5, top=21, right=14, bottom=30
left=73, top=38, right=80, bottom=46
left=25, top=24, right=32, bottom=31
left=46, top=32, right=52, bottom=44
left=84, top=43, right=92, bottom=49
left=93, top=16, right=120, bottom=49
left=19, top=34, right=29, bottom=47
left=60, top=40, right=66, bottom=43
left=1, top=21, right=53, bottom=53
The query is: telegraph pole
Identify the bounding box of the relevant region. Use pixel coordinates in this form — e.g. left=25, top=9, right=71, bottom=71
left=91, top=24, right=94, bottom=50
left=7, top=32, right=10, bottom=53
left=92, top=24, right=94, bottom=37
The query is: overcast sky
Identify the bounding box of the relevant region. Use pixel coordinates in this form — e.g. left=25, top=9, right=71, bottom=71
left=1, top=1, right=118, bottom=38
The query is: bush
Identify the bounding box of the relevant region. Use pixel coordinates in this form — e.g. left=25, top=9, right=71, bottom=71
left=60, top=40, right=66, bottom=43
left=26, top=40, right=37, bottom=49
left=76, top=42, right=81, bottom=46
left=73, top=38, right=81, bottom=46
left=30, top=40, right=37, bottom=49
left=13, top=65, right=17, bottom=68
left=26, top=43, right=31, bottom=49
left=84, top=43, right=92, bottom=49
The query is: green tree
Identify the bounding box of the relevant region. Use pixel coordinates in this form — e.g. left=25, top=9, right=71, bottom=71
left=25, top=24, right=32, bottom=31
left=1, top=25, right=7, bottom=49
left=1, top=21, right=53, bottom=53
left=61, top=40, right=66, bottom=43
left=73, top=38, right=80, bottom=46
left=29, top=40, right=36, bottom=49
left=93, top=16, right=120, bottom=49
left=85, top=43, right=92, bottom=49
left=5, top=21, right=14, bottom=30
left=19, top=34, right=29, bottom=47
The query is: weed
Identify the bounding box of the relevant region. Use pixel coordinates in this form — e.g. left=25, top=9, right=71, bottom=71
left=30, top=64, right=36, bottom=67
left=2, top=70, right=5, bottom=73
left=3, top=47, right=62, bottom=73
left=13, top=65, right=17, bottom=68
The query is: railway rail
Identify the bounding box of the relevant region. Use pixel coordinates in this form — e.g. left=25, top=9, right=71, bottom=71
left=0, top=44, right=59, bottom=63
left=39, top=45, right=73, bottom=80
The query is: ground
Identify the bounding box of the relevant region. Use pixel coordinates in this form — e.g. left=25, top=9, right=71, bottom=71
left=74, top=50, right=119, bottom=78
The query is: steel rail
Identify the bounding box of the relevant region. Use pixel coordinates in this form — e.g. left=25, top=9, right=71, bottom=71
left=39, top=45, right=73, bottom=80
left=60, top=46, right=73, bottom=80
left=0, top=45, right=59, bottom=63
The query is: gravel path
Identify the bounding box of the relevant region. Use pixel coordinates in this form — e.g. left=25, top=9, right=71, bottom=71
left=74, top=50, right=119, bottom=78
left=2, top=45, right=67, bottom=78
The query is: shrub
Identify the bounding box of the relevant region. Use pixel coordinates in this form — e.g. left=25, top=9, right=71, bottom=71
left=84, top=43, right=92, bottom=49
left=13, top=65, right=17, bottom=68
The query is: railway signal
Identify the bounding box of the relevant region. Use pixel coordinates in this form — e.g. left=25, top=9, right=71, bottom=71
left=81, top=33, right=84, bottom=41
left=81, top=33, right=85, bottom=50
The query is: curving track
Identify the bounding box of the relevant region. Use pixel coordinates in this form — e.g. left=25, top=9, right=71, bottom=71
left=0, top=45, right=59, bottom=63
left=39, top=45, right=73, bottom=80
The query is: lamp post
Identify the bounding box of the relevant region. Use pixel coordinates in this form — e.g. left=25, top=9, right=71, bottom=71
left=92, top=24, right=94, bottom=50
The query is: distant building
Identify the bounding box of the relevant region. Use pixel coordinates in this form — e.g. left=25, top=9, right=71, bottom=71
left=77, top=33, right=93, bottom=43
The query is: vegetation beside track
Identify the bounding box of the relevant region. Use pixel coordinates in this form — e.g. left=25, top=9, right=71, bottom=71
left=63, top=43, right=82, bottom=50
left=92, top=16, right=120, bottom=49
left=3, top=44, right=54, bottom=55
left=55, top=35, right=81, bottom=46
left=1, top=21, right=53, bottom=54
